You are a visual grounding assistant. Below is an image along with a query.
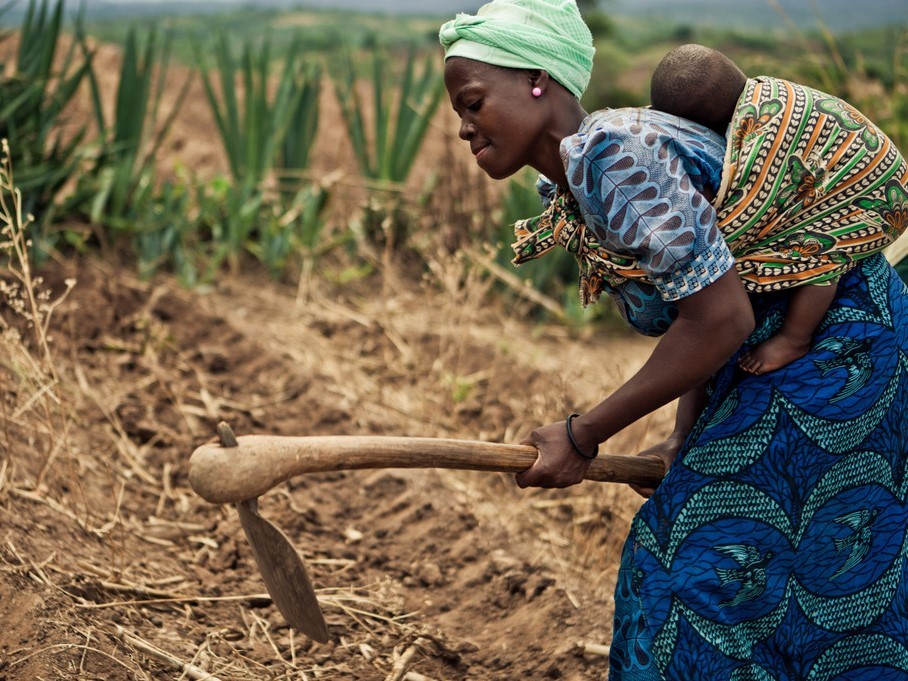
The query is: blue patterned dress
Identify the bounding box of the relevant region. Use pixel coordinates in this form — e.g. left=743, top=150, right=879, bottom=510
left=541, top=109, right=908, bottom=679
left=611, top=256, right=908, bottom=679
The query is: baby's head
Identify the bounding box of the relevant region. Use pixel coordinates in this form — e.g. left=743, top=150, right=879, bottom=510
left=650, top=44, right=747, bottom=135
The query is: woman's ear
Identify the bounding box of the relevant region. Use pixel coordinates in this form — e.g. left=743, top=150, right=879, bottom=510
left=527, top=69, right=553, bottom=97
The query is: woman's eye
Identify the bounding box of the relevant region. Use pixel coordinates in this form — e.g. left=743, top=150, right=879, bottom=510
left=466, top=99, right=482, bottom=112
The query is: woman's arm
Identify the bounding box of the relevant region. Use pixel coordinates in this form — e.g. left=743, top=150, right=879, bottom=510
left=516, top=268, right=753, bottom=489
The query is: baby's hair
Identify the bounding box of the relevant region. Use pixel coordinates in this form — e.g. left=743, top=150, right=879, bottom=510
left=650, top=44, right=747, bottom=135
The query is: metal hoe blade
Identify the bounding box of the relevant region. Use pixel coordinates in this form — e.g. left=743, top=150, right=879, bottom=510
left=218, top=422, right=329, bottom=643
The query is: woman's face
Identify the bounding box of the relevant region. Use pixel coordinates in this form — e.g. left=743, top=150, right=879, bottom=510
left=444, top=57, right=545, bottom=180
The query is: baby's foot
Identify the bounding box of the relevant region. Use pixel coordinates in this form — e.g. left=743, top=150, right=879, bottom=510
left=739, top=335, right=811, bottom=375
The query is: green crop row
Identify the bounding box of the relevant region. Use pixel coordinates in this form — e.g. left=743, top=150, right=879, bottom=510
left=1, top=0, right=446, bottom=289
left=2, top=0, right=906, bottom=321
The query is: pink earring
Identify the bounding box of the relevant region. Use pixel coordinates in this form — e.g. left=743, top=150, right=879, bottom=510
left=532, top=86, right=542, bottom=98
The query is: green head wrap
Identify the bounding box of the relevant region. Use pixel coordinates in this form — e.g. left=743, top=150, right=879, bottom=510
left=439, top=0, right=595, bottom=99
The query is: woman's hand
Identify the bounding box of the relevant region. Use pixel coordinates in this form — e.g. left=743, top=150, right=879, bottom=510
left=629, top=434, right=684, bottom=498
left=515, top=419, right=594, bottom=489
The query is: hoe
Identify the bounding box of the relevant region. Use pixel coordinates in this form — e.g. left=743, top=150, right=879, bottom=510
left=189, top=422, right=665, bottom=642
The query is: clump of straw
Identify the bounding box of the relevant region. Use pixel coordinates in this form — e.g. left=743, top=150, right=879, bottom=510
left=0, top=137, right=75, bottom=488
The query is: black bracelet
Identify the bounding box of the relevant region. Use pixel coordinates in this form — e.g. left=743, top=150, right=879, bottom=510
left=566, top=413, right=598, bottom=460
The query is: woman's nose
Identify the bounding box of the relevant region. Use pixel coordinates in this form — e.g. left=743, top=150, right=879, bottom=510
left=459, top=118, right=475, bottom=140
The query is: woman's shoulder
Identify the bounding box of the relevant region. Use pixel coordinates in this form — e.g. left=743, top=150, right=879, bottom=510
left=561, top=107, right=726, bottom=173
left=579, top=107, right=719, bottom=138
left=564, top=107, right=723, bottom=156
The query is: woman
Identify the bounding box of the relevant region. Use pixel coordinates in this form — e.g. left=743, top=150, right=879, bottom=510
left=440, top=0, right=908, bottom=679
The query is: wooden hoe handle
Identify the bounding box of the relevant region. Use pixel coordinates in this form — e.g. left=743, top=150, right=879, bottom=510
left=189, top=435, right=665, bottom=504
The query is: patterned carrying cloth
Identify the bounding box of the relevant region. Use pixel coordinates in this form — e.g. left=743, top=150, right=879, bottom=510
left=511, top=185, right=650, bottom=307
left=512, top=76, right=908, bottom=303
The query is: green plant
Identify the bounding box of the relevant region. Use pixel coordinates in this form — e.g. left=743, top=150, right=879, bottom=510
left=74, top=26, right=191, bottom=232
left=199, top=175, right=265, bottom=274
left=583, top=40, right=644, bottom=111
left=766, top=0, right=907, bottom=147
left=247, top=183, right=330, bottom=279
left=194, top=32, right=318, bottom=188
left=443, top=372, right=475, bottom=404
left=278, top=60, right=322, bottom=184
left=132, top=177, right=204, bottom=286
left=495, top=172, right=577, bottom=296
left=490, top=171, right=616, bottom=325
left=193, top=32, right=326, bottom=274
left=0, top=0, right=92, bottom=259
left=127, top=167, right=331, bottom=288
left=332, top=47, right=444, bottom=186
left=331, top=47, right=444, bottom=250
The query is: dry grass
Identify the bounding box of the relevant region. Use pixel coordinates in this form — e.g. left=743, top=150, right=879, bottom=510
left=0, top=229, right=662, bottom=680
left=0, top=144, right=457, bottom=679
left=0, top=139, right=77, bottom=491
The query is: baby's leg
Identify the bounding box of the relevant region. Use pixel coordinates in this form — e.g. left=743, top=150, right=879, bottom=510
left=739, top=283, right=838, bottom=375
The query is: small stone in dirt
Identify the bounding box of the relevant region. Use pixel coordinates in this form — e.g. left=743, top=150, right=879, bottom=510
left=415, top=562, right=445, bottom=587
left=524, top=572, right=556, bottom=601
left=487, top=549, right=521, bottom=576
left=344, top=526, right=364, bottom=543
left=544, top=662, right=563, bottom=678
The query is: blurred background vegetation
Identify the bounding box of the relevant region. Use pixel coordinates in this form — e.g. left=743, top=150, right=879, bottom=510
left=1, top=0, right=907, bottom=322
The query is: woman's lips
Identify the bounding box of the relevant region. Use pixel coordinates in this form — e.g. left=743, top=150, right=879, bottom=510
left=473, top=143, right=489, bottom=161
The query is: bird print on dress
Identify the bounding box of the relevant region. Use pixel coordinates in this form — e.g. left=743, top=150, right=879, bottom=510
left=831, top=508, right=879, bottom=580
left=714, top=544, right=774, bottom=607
left=813, top=336, right=874, bottom=402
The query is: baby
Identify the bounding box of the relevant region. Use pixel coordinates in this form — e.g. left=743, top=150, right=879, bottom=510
left=650, top=44, right=840, bottom=375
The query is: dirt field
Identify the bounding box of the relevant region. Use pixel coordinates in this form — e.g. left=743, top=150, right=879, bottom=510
left=0, top=38, right=672, bottom=681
